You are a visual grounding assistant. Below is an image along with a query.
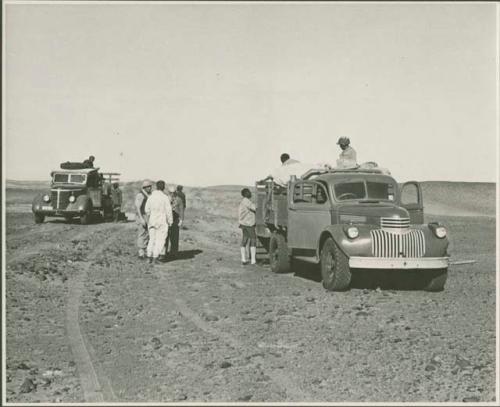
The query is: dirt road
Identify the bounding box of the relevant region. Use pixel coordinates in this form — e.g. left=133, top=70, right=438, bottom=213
left=4, top=186, right=497, bottom=403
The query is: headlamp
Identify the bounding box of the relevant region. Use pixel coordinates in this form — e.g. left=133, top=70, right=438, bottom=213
left=346, top=226, right=359, bottom=239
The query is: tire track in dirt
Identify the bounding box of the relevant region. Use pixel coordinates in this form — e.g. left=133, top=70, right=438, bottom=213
left=64, top=223, right=127, bottom=402
left=164, top=271, right=312, bottom=401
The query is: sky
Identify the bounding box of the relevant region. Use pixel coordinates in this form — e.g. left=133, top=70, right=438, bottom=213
left=3, top=2, right=498, bottom=186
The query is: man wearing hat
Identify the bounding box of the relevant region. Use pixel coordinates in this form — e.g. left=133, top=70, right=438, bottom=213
left=336, top=137, right=358, bottom=169
left=135, top=180, right=153, bottom=259
left=164, top=184, right=185, bottom=260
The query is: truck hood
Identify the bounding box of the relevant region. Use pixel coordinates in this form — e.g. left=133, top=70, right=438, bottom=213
left=337, top=203, right=410, bottom=225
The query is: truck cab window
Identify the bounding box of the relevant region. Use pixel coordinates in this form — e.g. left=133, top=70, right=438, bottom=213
left=293, top=183, right=313, bottom=203
left=334, top=182, right=365, bottom=201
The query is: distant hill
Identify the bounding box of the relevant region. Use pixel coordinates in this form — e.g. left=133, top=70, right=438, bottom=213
left=5, top=180, right=496, bottom=217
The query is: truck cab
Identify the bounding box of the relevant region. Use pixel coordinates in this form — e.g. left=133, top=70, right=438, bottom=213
left=256, top=168, right=449, bottom=291
left=32, top=168, right=119, bottom=225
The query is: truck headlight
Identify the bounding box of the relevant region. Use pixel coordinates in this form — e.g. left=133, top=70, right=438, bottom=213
left=434, top=226, right=447, bottom=238
left=346, top=226, right=359, bottom=239
left=43, top=194, right=50, bottom=202
left=429, top=223, right=447, bottom=239
left=69, top=195, right=76, bottom=203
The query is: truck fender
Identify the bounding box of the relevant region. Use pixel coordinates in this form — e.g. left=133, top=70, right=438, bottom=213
left=32, top=193, right=47, bottom=212
left=317, top=225, right=350, bottom=259
left=74, top=195, right=92, bottom=212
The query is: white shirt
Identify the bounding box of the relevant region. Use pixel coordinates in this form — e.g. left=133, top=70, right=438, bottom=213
left=239, top=197, right=256, bottom=226
left=271, top=159, right=324, bottom=186
left=144, top=190, right=173, bottom=228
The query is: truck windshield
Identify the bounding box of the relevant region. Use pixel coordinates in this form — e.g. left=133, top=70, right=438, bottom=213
left=53, top=174, right=69, bottom=183
left=334, top=181, right=394, bottom=201
left=53, top=174, right=86, bottom=184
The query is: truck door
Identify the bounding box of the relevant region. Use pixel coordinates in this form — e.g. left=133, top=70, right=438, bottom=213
left=87, top=172, right=102, bottom=208
left=400, top=181, right=424, bottom=224
left=288, top=181, right=331, bottom=251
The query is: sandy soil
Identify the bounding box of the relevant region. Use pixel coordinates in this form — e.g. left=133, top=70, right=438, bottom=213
left=4, top=182, right=497, bottom=403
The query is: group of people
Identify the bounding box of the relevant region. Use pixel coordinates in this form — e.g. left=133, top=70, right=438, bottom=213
left=237, top=137, right=358, bottom=265
left=135, top=180, right=186, bottom=264
left=261, top=137, right=358, bottom=186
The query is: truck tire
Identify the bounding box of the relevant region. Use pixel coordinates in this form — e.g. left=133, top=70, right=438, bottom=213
left=269, top=233, right=291, bottom=273
left=80, top=202, right=93, bottom=225
left=424, top=268, right=447, bottom=292
left=257, top=236, right=270, bottom=252
left=34, top=213, right=45, bottom=224
left=320, top=237, right=351, bottom=291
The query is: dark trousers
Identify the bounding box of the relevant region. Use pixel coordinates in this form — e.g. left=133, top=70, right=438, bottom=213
left=166, top=213, right=180, bottom=255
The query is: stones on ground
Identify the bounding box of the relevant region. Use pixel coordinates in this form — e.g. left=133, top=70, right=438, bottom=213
left=306, top=296, right=315, bottom=303
left=202, top=313, right=219, bottom=322
left=238, top=394, right=253, bottom=401
left=150, top=337, right=162, bottom=350
left=19, top=378, right=36, bottom=393
left=17, top=362, right=30, bottom=370
left=219, top=361, right=232, bottom=369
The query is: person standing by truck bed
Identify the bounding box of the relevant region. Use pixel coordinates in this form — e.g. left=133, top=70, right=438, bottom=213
left=135, top=180, right=153, bottom=259
left=238, top=188, right=257, bottom=265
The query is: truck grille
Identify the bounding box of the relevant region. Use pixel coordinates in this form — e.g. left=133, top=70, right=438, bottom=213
left=380, top=217, right=410, bottom=230
left=371, top=229, right=425, bottom=258
left=51, top=189, right=71, bottom=210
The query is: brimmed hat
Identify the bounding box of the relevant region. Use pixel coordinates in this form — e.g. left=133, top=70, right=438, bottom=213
left=142, top=180, right=153, bottom=188
left=167, top=184, right=176, bottom=193
left=337, top=137, right=350, bottom=146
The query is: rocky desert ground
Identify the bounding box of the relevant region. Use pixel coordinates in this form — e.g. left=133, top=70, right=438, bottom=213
left=3, top=180, right=497, bottom=403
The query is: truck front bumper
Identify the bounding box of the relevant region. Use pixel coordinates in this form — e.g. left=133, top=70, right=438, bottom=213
left=349, top=256, right=449, bottom=270
left=33, top=205, right=86, bottom=216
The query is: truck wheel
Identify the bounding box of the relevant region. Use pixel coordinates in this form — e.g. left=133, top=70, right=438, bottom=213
left=257, top=236, right=270, bottom=253
left=320, top=237, right=351, bottom=291
left=80, top=208, right=92, bottom=225
left=269, top=233, right=291, bottom=273
left=424, top=268, right=448, bottom=292
left=34, top=213, right=45, bottom=224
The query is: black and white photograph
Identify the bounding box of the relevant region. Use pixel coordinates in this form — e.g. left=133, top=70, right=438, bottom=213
left=2, top=1, right=498, bottom=404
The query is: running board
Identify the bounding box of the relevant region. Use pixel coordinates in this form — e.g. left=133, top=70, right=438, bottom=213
left=293, top=256, right=319, bottom=264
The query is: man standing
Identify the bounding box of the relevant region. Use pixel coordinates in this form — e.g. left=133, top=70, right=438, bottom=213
left=135, top=180, right=153, bottom=259
left=176, top=185, right=186, bottom=210
left=336, top=137, right=358, bottom=169
left=238, top=188, right=257, bottom=265
left=145, top=180, right=173, bottom=264
left=165, top=184, right=185, bottom=259
left=111, top=182, right=123, bottom=222
left=83, top=155, right=95, bottom=168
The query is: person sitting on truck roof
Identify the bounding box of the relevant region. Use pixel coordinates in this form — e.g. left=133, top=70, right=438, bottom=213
left=83, top=155, right=95, bottom=168
left=336, top=138, right=358, bottom=169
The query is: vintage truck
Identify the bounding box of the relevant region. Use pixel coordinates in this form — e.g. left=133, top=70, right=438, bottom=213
left=255, top=167, right=450, bottom=291
left=32, top=167, right=120, bottom=225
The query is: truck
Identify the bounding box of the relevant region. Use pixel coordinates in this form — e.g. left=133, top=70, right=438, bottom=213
left=32, top=167, right=120, bottom=225
left=255, top=167, right=450, bottom=291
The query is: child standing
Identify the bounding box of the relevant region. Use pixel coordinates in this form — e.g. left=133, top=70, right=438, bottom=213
left=238, top=188, right=257, bottom=265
